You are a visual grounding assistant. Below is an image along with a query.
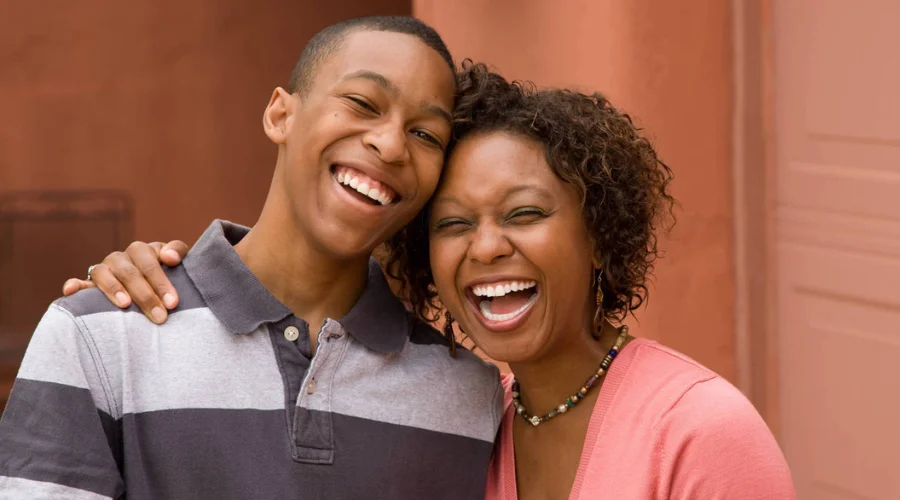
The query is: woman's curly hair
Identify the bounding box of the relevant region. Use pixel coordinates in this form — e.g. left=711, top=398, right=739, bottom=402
left=383, top=60, right=676, bottom=328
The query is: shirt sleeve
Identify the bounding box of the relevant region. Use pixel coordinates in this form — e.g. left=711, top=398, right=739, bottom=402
left=660, top=376, right=796, bottom=500
left=0, top=303, right=124, bottom=500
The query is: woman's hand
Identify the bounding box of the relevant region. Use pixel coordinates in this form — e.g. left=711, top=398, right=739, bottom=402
left=62, top=240, right=190, bottom=324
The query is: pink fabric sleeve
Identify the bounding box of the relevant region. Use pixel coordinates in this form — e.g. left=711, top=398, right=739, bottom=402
left=661, top=376, right=796, bottom=500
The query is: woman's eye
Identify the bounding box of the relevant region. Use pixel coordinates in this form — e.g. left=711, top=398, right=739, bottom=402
left=433, top=218, right=470, bottom=232
left=508, top=208, right=546, bottom=222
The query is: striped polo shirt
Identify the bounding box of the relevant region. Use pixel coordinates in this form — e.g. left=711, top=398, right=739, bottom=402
left=0, top=220, right=503, bottom=500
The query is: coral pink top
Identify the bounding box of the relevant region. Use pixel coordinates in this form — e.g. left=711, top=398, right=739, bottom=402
left=485, top=338, right=795, bottom=499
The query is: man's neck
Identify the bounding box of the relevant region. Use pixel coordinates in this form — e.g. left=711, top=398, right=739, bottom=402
left=233, top=213, right=370, bottom=352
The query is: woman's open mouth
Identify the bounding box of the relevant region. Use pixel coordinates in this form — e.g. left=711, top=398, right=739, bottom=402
left=466, top=279, right=539, bottom=332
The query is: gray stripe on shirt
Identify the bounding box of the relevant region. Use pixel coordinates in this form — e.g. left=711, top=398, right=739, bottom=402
left=0, top=476, right=112, bottom=500
left=55, top=305, right=500, bottom=442
left=312, top=334, right=502, bottom=443
left=15, top=305, right=115, bottom=415
left=297, top=319, right=501, bottom=443
left=77, top=307, right=286, bottom=414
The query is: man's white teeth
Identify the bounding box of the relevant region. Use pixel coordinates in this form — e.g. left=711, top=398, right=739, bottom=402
left=336, top=170, right=394, bottom=205
left=472, top=281, right=536, bottom=298
left=479, top=293, right=538, bottom=322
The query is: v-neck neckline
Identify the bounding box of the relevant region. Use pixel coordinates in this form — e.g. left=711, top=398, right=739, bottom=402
left=499, top=337, right=645, bottom=500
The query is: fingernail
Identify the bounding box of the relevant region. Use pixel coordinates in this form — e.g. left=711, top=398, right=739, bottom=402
left=151, top=307, right=166, bottom=324
left=164, top=249, right=179, bottom=260
left=116, top=292, right=130, bottom=307
left=163, top=293, right=176, bottom=309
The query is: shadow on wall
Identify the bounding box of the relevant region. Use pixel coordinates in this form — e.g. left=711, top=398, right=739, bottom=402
left=0, top=190, right=134, bottom=410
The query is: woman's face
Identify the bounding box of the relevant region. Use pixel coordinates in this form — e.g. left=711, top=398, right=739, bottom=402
left=429, top=131, right=597, bottom=363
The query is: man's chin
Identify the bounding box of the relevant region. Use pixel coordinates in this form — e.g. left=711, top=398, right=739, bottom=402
left=293, top=192, right=414, bottom=263
left=313, top=224, right=389, bottom=262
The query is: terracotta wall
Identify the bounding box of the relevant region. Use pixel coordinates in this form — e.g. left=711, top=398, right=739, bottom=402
left=1, top=0, right=410, bottom=242
left=415, top=1, right=737, bottom=381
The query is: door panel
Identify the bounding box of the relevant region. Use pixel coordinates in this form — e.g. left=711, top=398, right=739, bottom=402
left=775, top=0, right=900, bottom=498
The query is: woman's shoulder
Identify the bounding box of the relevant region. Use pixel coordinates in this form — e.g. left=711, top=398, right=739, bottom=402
left=657, top=377, right=795, bottom=497
left=622, top=340, right=795, bottom=498
left=621, top=339, right=759, bottom=427
left=610, top=339, right=722, bottom=410
left=627, top=338, right=718, bottom=379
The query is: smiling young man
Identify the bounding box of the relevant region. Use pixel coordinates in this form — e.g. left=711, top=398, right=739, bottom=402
left=0, top=17, right=502, bottom=500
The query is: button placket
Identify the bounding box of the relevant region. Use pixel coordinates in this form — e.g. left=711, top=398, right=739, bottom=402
left=291, top=322, right=347, bottom=464
left=267, top=318, right=315, bottom=462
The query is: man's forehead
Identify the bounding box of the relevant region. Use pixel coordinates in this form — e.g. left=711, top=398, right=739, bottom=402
left=338, top=29, right=427, bottom=54
left=317, top=31, right=455, bottom=110
left=326, top=31, right=453, bottom=85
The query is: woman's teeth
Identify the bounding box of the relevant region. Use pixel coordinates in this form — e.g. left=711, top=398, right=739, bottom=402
left=479, top=293, right=538, bottom=322
left=471, top=280, right=536, bottom=298
left=470, top=280, right=538, bottom=322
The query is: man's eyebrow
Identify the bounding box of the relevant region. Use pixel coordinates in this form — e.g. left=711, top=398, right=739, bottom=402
left=343, top=70, right=452, bottom=124
left=422, top=102, right=452, bottom=125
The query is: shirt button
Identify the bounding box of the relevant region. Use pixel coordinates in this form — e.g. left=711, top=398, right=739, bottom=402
left=307, top=378, right=317, bottom=395
left=284, top=326, right=300, bottom=341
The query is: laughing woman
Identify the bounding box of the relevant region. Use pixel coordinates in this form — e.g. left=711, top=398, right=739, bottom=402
left=386, top=63, right=795, bottom=499
left=63, top=62, right=795, bottom=499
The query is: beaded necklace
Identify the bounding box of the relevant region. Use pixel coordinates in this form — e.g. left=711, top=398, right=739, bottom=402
left=511, top=325, right=629, bottom=427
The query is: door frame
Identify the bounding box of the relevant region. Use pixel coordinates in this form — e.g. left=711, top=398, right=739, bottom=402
left=731, top=0, right=779, bottom=434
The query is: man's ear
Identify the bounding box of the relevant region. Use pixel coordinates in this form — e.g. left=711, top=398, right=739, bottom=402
left=263, top=87, right=295, bottom=145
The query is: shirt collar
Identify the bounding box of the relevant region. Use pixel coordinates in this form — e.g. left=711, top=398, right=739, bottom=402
left=183, top=220, right=409, bottom=354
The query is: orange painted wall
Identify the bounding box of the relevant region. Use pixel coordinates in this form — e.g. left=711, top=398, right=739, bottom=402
left=0, top=1, right=410, bottom=244
left=415, top=1, right=737, bottom=381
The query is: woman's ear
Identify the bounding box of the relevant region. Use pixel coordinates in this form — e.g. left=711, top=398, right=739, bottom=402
left=592, top=251, right=603, bottom=271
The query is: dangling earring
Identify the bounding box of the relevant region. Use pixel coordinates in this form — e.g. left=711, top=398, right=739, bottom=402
left=444, top=310, right=458, bottom=358
left=593, top=269, right=604, bottom=334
